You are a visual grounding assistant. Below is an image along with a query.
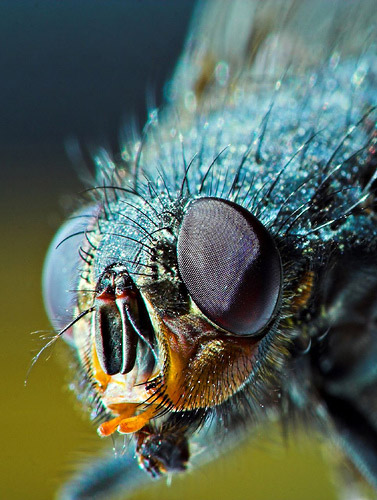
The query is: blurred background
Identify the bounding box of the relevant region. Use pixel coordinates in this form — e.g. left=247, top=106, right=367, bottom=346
left=1, top=1, right=338, bottom=499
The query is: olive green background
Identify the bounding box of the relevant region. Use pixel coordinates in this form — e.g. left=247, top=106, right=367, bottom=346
left=2, top=1, right=339, bottom=499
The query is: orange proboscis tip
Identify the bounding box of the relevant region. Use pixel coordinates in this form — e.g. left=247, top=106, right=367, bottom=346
left=98, top=404, right=158, bottom=437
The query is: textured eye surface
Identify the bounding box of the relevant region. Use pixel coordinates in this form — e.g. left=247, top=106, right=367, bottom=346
left=42, top=205, right=98, bottom=337
left=177, top=197, right=282, bottom=335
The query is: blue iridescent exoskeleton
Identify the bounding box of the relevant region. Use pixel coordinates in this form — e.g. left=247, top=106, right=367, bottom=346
left=42, top=1, right=377, bottom=498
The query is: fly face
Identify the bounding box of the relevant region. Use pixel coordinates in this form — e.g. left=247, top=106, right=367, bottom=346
left=42, top=1, right=377, bottom=498
left=61, top=194, right=285, bottom=440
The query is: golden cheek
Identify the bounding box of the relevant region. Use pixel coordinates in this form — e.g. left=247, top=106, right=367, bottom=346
left=156, top=314, right=260, bottom=411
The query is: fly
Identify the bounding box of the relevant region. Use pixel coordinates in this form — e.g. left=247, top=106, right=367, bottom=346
left=41, top=1, right=377, bottom=499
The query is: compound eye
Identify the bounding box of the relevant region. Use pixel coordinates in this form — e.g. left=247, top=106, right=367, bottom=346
left=42, top=205, right=99, bottom=341
left=177, top=197, right=282, bottom=335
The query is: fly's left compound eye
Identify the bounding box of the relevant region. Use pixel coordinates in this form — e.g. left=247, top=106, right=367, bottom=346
left=177, top=197, right=282, bottom=335
left=42, top=205, right=99, bottom=339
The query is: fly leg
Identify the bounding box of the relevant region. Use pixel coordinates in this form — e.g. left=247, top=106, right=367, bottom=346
left=135, top=426, right=190, bottom=477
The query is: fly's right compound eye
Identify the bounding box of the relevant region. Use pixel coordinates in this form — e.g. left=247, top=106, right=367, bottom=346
left=42, top=205, right=99, bottom=340
left=177, top=197, right=282, bottom=336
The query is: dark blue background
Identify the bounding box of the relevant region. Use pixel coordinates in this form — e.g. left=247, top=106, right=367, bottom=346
left=1, top=0, right=195, bottom=195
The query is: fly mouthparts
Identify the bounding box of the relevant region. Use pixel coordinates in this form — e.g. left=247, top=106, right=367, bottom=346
left=94, top=263, right=152, bottom=376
